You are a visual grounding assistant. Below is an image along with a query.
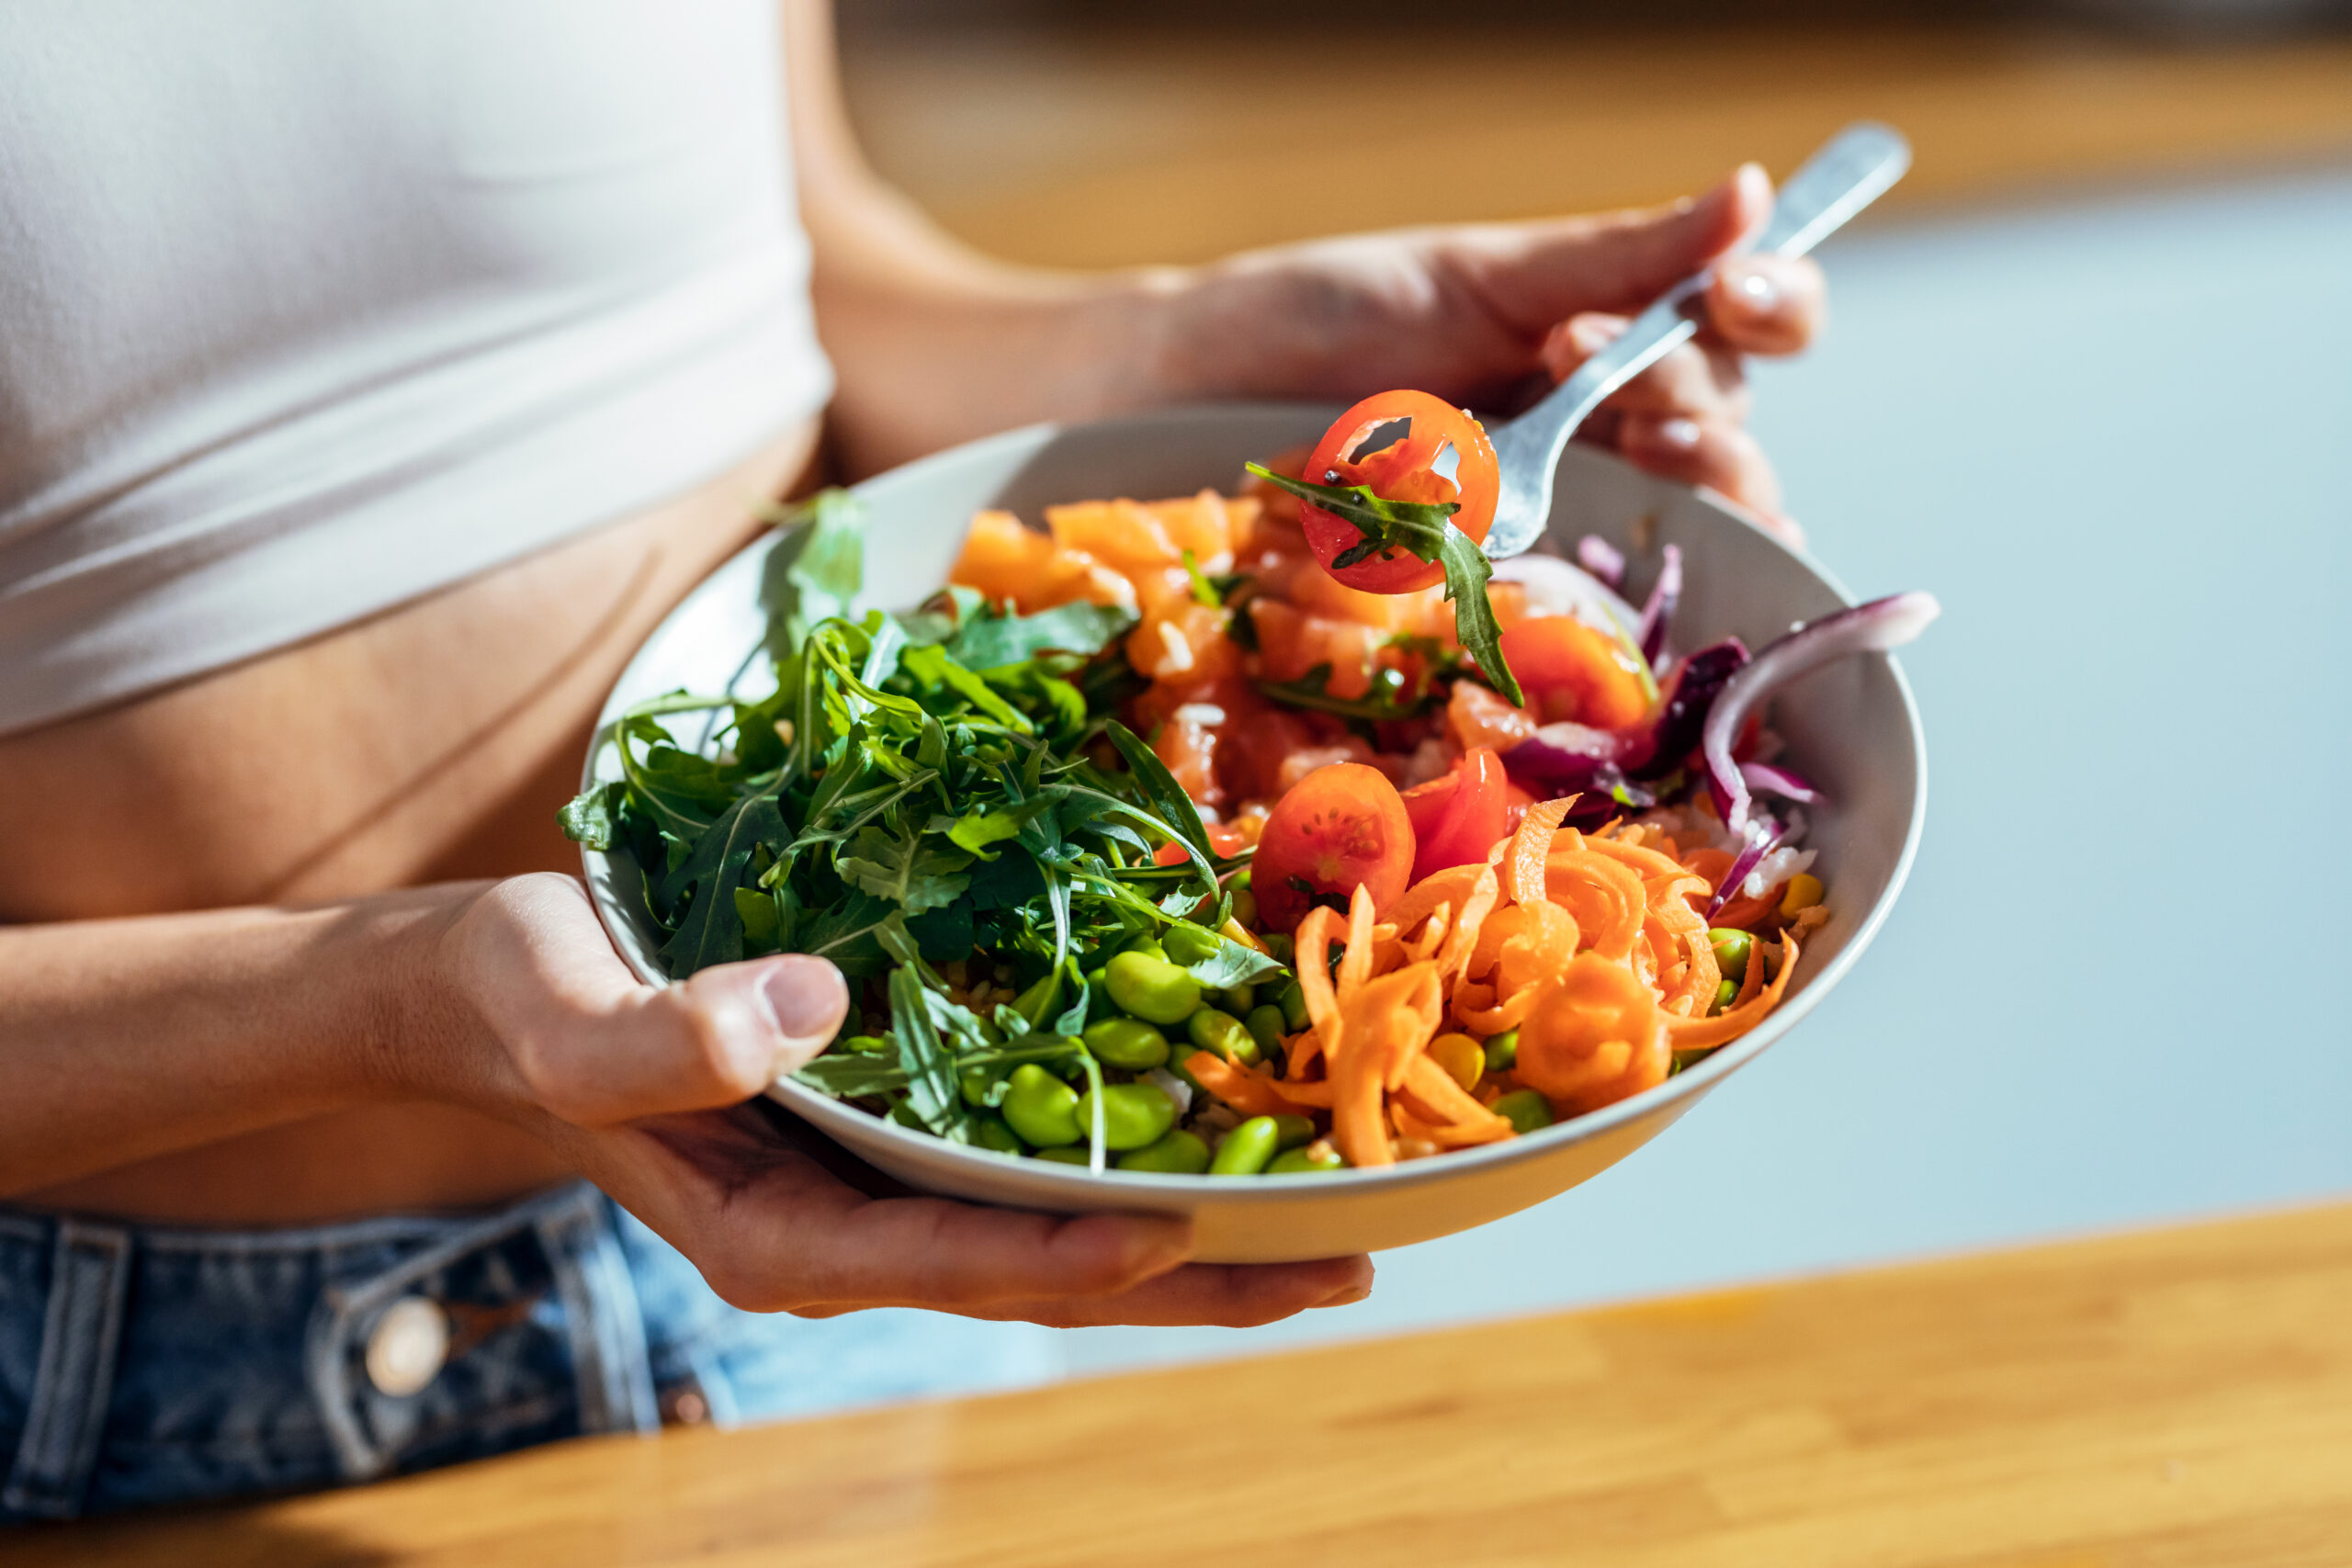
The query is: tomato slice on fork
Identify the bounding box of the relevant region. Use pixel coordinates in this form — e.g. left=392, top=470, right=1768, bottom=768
left=1299, top=389, right=1500, bottom=595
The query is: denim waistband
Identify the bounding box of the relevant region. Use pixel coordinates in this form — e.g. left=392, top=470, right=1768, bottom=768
left=0, top=1182, right=658, bottom=1521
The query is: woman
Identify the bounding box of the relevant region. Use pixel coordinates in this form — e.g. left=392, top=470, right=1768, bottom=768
left=0, top=0, right=1826, bottom=1519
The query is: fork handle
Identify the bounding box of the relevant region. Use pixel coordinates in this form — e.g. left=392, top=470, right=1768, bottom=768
left=1483, top=121, right=1913, bottom=558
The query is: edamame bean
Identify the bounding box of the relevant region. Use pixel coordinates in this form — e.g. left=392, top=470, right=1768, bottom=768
left=1161, top=923, right=1220, bottom=967
left=1218, top=981, right=1258, bottom=1015
left=1083, top=1016, right=1170, bottom=1071
left=1429, top=1033, right=1486, bottom=1093
left=837, top=1034, right=890, bottom=1055
left=1271, top=1114, right=1316, bottom=1150
left=888, top=1100, right=925, bottom=1129
left=1244, top=1004, right=1289, bottom=1056
left=1229, top=866, right=1253, bottom=891
left=1105, top=951, right=1202, bottom=1025
left=959, top=1067, right=994, bottom=1108
left=1010, top=969, right=1063, bottom=1028
left=1483, top=1029, right=1520, bottom=1075
left=1712, top=978, right=1736, bottom=1014
left=969, top=1114, right=1024, bottom=1156
left=1073, top=1082, right=1179, bottom=1151
left=1707, top=928, right=1753, bottom=987
left=1187, top=1007, right=1260, bottom=1066
left=1001, top=1063, right=1082, bottom=1147
left=1210, top=1116, right=1283, bottom=1176
left=1032, top=1146, right=1091, bottom=1166
left=1267, top=1145, right=1347, bottom=1175
left=1124, top=937, right=1168, bottom=962
left=1228, top=886, right=1259, bottom=930
left=1492, top=1089, right=1554, bottom=1135
left=1273, top=976, right=1309, bottom=1032
left=1116, top=1129, right=1212, bottom=1174
left=1263, top=933, right=1295, bottom=964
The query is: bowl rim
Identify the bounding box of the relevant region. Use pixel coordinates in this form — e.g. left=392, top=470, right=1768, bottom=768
left=579, top=404, right=1928, bottom=1203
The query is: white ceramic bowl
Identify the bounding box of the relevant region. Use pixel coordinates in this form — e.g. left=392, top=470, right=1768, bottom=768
left=581, top=403, right=1926, bottom=1262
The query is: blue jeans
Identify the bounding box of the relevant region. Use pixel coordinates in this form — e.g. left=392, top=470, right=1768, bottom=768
left=0, top=1184, right=1059, bottom=1521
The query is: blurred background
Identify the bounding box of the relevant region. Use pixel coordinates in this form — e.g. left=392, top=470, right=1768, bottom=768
left=833, top=3, right=2352, bottom=1381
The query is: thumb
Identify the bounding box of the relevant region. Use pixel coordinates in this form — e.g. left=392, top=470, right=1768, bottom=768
left=1447, top=163, right=1771, bottom=334
left=543, top=953, right=850, bottom=1128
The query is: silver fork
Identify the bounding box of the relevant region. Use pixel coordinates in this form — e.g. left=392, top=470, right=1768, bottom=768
left=1481, top=121, right=1913, bottom=559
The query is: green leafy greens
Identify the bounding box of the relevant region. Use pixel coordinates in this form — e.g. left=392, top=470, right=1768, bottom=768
left=1243, top=462, right=1524, bottom=708
left=562, top=490, right=1285, bottom=1171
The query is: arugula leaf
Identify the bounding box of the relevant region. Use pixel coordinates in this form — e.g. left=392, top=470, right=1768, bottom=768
left=1102, top=722, right=1213, bottom=864
left=838, top=825, right=974, bottom=913
left=888, top=966, right=971, bottom=1139
left=657, top=789, right=786, bottom=975
left=797, top=892, right=899, bottom=977
left=900, top=642, right=1033, bottom=734
left=558, top=781, right=625, bottom=850
left=1181, top=549, right=1220, bottom=608
left=944, top=600, right=1135, bottom=671
left=1246, top=462, right=1525, bottom=707
left=1174, top=929, right=1285, bottom=989
left=943, top=802, right=1042, bottom=859
left=1256, top=663, right=1433, bottom=723
left=761, top=488, right=865, bottom=660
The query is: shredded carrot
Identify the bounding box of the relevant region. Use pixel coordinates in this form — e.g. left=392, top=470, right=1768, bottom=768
left=1384, top=863, right=1486, bottom=938
left=1437, top=865, right=1500, bottom=983
left=1337, top=883, right=1378, bottom=998
left=1668, top=929, right=1799, bottom=1051
left=1681, top=847, right=1736, bottom=890
left=1544, top=851, right=1647, bottom=961
left=1581, top=835, right=1691, bottom=882
left=1182, top=1053, right=1295, bottom=1118
left=1504, top=796, right=1577, bottom=906
left=1328, top=964, right=1442, bottom=1168
left=1513, top=952, right=1662, bottom=1106
left=1400, top=1055, right=1513, bottom=1137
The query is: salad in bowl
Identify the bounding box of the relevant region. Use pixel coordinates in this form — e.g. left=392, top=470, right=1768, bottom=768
left=569, top=401, right=1931, bottom=1260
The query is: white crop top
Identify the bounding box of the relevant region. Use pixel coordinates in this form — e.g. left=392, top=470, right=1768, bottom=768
left=0, top=0, right=834, bottom=736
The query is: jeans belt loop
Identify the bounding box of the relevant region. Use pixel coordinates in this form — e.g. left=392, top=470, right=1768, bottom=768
left=536, top=1190, right=660, bottom=1438
left=3, top=1217, right=134, bottom=1519
left=307, top=1182, right=656, bottom=1481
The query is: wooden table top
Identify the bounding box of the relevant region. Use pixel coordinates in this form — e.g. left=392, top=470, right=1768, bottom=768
left=29, top=1201, right=2352, bottom=1567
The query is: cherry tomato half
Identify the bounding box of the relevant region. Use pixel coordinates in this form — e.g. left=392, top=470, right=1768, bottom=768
left=1496, top=615, right=1653, bottom=730
left=1398, top=746, right=1509, bottom=883
left=1251, top=763, right=1415, bottom=933
left=1151, top=822, right=1248, bottom=866
left=1302, top=389, right=1500, bottom=595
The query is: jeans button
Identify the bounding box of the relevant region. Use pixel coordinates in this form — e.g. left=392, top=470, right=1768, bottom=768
left=366, top=1297, right=450, bottom=1398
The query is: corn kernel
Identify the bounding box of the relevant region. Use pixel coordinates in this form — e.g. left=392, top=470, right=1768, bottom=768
left=1430, top=1032, right=1486, bottom=1093
left=1779, top=873, right=1825, bottom=918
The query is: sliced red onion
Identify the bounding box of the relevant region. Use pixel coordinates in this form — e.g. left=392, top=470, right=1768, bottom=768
left=1490, top=551, right=1640, bottom=635
left=1705, top=816, right=1788, bottom=919
left=1628, top=637, right=1747, bottom=781
left=1739, top=761, right=1820, bottom=804
left=1502, top=725, right=1654, bottom=823
left=1634, top=543, right=1683, bottom=668
left=1706, top=592, right=1941, bottom=832
left=1574, top=534, right=1626, bottom=590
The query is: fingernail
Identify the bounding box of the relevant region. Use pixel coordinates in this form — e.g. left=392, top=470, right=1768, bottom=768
left=1570, top=317, right=1619, bottom=355
left=1656, top=417, right=1702, bottom=451
left=761, top=955, right=848, bottom=1044
left=1725, top=263, right=1780, bottom=316
left=1313, top=1284, right=1373, bottom=1309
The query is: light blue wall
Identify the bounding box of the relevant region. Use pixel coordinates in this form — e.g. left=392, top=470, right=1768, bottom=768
left=1052, top=166, right=2352, bottom=1375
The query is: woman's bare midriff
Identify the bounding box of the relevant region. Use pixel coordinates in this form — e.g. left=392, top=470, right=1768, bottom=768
left=2, top=417, right=824, bottom=1227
